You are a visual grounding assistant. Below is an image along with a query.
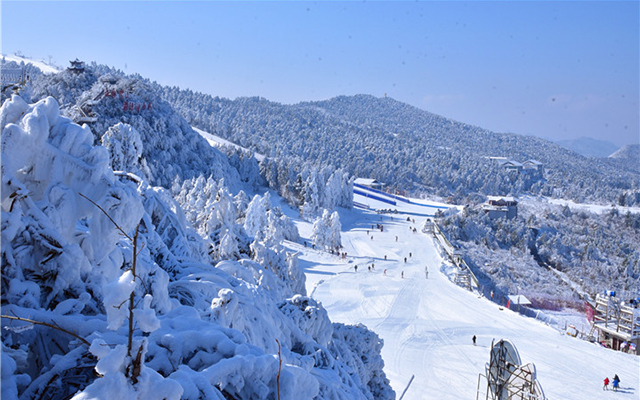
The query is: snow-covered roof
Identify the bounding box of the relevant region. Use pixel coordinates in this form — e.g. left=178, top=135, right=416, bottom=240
left=508, top=295, right=531, bottom=305
left=482, top=204, right=508, bottom=212
left=487, top=196, right=517, bottom=203
left=523, top=159, right=543, bottom=166
left=354, top=178, right=383, bottom=186
left=498, top=160, right=524, bottom=168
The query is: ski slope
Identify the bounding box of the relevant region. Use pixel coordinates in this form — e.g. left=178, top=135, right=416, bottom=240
left=1, top=53, right=61, bottom=74
left=193, top=126, right=265, bottom=161
left=288, top=192, right=639, bottom=400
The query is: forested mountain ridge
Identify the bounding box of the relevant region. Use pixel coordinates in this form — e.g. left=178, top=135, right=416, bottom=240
left=159, top=90, right=639, bottom=206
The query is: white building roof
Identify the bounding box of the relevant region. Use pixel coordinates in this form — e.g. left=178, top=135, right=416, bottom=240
left=523, top=159, right=543, bottom=166
left=508, top=295, right=531, bottom=305
left=354, top=178, right=383, bottom=186
left=499, top=160, right=524, bottom=168
left=487, top=196, right=517, bottom=203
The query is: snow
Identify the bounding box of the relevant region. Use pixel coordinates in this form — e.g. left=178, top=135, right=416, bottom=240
left=193, top=126, right=265, bottom=161
left=538, top=195, right=640, bottom=215
left=288, top=192, right=639, bottom=400
left=103, top=271, right=136, bottom=330
left=2, top=53, right=62, bottom=74
left=3, top=84, right=638, bottom=400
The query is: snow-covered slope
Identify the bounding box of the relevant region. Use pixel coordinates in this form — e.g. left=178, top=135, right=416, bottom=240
left=609, top=144, right=640, bottom=161
left=289, top=192, right=639, bottom=400
left=2, top=53, right=62, bottom=74
left=608, top=144, right=640, bottom=174
left=193, top=126, right=265, bottom=162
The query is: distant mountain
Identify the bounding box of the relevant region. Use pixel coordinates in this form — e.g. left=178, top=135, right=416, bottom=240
left=555, top=137, right=619, bottom=158
left=609, top=143, right=640, bottom=160
left=609, top=144, right=640, bottom=173
left=158, top=90, right=639, bottom=206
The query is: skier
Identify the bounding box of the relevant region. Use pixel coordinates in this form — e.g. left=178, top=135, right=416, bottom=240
left=384, top=269, right=387, bottom=276
left=401, top=271, right=404, bottom=279
left=472, top=335, right=477, bottom=345
left=612, top=375, right=620, bottom=392
left=425, top=266, right=429, bottom=279
left=396, top=236, right=398, bottom=242
left=404, top=257, right=407, bottom=263
left=354, top=265, right=358, bottom=272
left=603, top=377, right=610, bottom=390
left=384, top=255, right=387, bottom=260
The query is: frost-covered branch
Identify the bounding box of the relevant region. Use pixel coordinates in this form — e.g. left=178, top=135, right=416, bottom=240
left=1, top=314, right=90, bottom=346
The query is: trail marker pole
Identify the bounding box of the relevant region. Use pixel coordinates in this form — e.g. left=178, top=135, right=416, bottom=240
left=398, top=374, right=415, bottom=400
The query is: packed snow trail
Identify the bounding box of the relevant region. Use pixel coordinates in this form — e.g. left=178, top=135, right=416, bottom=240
left=291, top=194, right=639, bottom=400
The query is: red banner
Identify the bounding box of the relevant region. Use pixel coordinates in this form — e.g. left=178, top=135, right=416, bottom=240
left=585, top=301, right=595, bottom=322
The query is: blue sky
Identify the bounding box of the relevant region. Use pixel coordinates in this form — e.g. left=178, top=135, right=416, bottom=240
left=2, top=1, right=638, bottom=146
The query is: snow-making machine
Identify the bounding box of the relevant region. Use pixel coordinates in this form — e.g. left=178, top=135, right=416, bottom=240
left=476, top=339, right=546, bottom=400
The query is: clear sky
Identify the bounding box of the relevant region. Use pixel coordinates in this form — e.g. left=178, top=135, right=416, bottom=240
left=2, top=1, right=638, bottom=146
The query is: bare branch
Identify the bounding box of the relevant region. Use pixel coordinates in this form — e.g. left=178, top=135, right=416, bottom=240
left=78, top=193, right=132, bottom=241
left=1, top=315, right=90, bottom=346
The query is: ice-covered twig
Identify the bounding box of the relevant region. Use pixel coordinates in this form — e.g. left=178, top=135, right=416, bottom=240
left=79, top=192, right=132, bottom=241
left=1, top=314, right=90, bottom=346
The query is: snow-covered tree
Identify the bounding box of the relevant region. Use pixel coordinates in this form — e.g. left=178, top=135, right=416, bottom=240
left=244, top=193, right=269, bottom=240
left=100, top=122, right=150, bottom=179
left=311, top=209, right=342, bottom=250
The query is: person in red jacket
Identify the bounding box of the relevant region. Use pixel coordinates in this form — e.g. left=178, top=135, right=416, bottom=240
left=603, top=377, right=609, bottom=390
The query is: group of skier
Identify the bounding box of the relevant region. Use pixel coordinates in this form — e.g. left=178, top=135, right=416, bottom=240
left=603, top=374, right=621, bottom=392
